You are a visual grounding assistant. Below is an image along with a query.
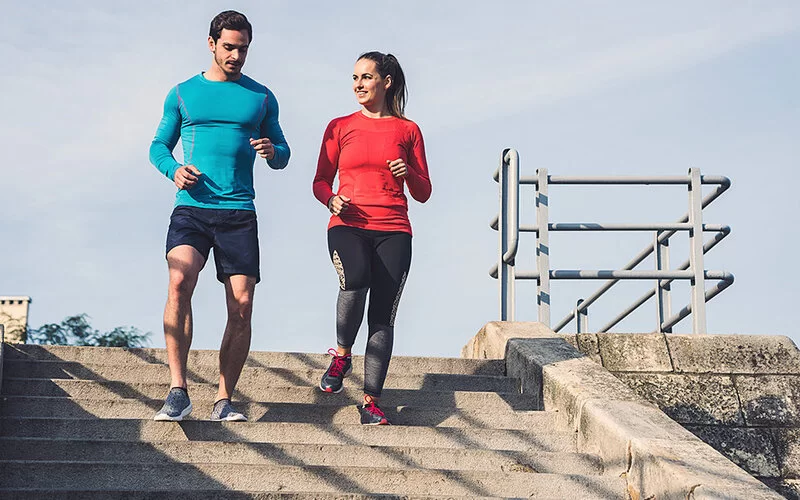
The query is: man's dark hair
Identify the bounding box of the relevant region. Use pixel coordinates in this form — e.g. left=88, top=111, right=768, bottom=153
left=209, top=10, right=252, bottom=43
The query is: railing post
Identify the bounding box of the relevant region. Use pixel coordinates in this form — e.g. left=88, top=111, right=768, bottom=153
left=576, top=299, right=588, bottom=333
left=536, top=168, right=550, bottom=326
left=498, top=149, right=518, bottom=321
left=688, top=168, right=707, bottom=334
left=655, top=232, right=673, bottom=333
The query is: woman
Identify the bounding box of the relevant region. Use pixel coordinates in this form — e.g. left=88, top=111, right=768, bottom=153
left=312, top=51, right=432, bottom=425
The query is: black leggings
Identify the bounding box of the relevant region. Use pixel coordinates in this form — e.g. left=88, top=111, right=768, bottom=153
left=327, top=225, right=412, bottom=397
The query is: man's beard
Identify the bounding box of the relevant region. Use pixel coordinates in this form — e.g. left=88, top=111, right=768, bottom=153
left=215, top=53, right=242, bottom=75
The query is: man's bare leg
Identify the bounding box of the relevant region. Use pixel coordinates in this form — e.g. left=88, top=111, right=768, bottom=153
left=217, top=274, right=257, bottom=401
left=164, top=245, right=205, bottom=389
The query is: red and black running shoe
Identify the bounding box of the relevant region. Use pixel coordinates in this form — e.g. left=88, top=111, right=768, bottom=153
left=319, top=348, right=352, bottom=393
left=359, top=399, right=390, bottom=425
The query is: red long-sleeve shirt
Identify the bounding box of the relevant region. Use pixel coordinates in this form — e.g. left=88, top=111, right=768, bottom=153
left=313, top=111, right=432, bottom=234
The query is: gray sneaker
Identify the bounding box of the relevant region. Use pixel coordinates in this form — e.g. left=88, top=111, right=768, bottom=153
left=153, top=387, right=192, bottom=421
left=210, top=398, right=248, bottom=422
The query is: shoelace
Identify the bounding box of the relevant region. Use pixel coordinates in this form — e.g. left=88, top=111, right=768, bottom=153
left=327, top=348, right=350, bottom=377
left=213, top=399, right=230, bottom=415
left=364, top=400, right=385, bottom=417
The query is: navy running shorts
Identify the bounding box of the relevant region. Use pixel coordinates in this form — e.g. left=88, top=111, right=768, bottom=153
left=166, top=206, right=260, bottom=283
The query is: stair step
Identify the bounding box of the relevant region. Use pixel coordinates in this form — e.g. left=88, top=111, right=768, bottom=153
left=2, top=360, right=518, bottom=392
left=0, top=418, right=577, bottom=452
left=1, top=379, right=532, bottom=409
left=0, top=462, right=626, bottom=497
left=0, top=396, right=552, bottom=429
left=0, top=438, right=603, bottom=475
left=0, top=346, right=622, bottom=498
left=4, top=345, right=505, bottom=375
left=0, top=491, right=510, bottom=500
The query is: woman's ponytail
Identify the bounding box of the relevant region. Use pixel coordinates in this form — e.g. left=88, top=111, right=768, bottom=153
left=357, top=51, right=408, bottom=118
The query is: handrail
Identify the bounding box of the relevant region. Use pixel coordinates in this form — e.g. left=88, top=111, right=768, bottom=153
left=660, top=275, right=733, bottom=332
left=594, top=227, right=731, bottom=333
left=496, top=269, right=732, bottom=280
left=551, top=177, right=730, bottom=332
left=494, top=222, right=727, bottom=233
left=601, top=273, right=734, bottom=333
left=494, top=149, right=520, bottom=320
left=489, top=148, right=732, bottom=334
left=493, top=174, right=731, bottom=186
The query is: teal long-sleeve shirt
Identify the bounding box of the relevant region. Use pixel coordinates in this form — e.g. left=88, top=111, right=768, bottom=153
left=149, top=73, right=290, bottom=210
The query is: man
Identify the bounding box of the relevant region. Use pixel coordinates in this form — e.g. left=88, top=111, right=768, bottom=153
left=149, top=10, right=289, bottom=422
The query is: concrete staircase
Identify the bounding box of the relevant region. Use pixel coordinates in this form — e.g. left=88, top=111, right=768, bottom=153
left=0, top=344, right=627, bottom=498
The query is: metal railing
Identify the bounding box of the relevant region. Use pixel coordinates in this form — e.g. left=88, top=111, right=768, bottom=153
left=489, top=148, right=733, bottom=334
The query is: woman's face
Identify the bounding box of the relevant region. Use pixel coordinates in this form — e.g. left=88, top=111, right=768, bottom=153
left=352, top=58, right=391, bottom=109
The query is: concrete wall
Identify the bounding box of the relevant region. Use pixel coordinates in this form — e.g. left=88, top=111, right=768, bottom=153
left=570, top=332, right=800, bottom=499
left=465, top=325, right=800, bottom=498
left=0, top=296, right=31, bottom=344
left=464, top=322, right=784, bottom=499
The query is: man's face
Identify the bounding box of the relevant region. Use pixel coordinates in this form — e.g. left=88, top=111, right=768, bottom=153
left=209, top=29, right=250, bottom=77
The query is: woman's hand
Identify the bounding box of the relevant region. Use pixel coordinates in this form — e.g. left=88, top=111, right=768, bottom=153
left=328, top=195, right=351, bottom=216
left=387, top=159, right=407, bottom=178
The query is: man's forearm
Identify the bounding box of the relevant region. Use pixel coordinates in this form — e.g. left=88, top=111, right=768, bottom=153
left=150, top=139, right=181, bottom=180
left=267, top=142, right=290, bottom=170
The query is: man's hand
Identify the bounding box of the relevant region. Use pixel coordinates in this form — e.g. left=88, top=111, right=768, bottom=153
left=327, top=195, right=351, bottom=216
left=174, top=165, right=201, bottom=190
left=387, top=158, right=408, bottom=178
left=250, top=137, right=274, bottom=160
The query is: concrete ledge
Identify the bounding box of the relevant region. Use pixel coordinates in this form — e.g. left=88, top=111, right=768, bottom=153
left=666, top=334, right=800, bottom=374
left=628, top=437, right=784, bottom=499
left=597, top=333, right=673, bottom=372
left=466, top=323, right=783, bottom=499
left=461, top=321, right=574, bottom=360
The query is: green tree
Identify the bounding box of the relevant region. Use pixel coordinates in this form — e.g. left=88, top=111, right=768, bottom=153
left=27, top=314, right=151, bottom=348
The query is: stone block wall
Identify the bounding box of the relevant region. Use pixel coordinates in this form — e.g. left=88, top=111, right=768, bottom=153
left=0, top=296, right=31, bottom=344
left=570, top=332, right=800, bottom=499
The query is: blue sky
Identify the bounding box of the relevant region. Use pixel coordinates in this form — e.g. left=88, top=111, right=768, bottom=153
left=1, top=2, right=798, bottom=356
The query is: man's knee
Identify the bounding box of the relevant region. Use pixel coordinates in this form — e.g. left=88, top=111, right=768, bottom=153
left=227, top=295, right=254, bottom=324
left=168, top=270, right=199, bottom=298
